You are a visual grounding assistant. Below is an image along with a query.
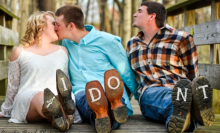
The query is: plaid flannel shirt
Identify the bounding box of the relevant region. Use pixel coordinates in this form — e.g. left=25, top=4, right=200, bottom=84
left=126, top=25, right=199, bottom=94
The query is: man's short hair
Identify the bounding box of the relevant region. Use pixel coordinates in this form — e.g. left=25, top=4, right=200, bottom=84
left=55, top=5, right=84, bottom=30
left=141, top=1, right=167, bottom=28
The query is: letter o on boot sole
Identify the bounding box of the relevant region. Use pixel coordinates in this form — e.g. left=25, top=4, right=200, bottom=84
left=86, top=81, right=111, bottom=133
left=192, top=76, right=215, bottom=127
left=104, top=69, right=128, bottom=124
left=168, top=79, right=192, bottom=133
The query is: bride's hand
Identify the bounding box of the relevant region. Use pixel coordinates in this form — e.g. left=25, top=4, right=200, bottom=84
left=0, top=114, right=4, bottom=117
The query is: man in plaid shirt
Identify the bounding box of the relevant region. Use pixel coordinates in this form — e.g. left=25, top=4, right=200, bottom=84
left=127, top=1, right=215, bottom=133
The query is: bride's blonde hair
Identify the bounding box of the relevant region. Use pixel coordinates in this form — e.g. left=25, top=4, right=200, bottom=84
left=20, top=11, right=55, bottom=47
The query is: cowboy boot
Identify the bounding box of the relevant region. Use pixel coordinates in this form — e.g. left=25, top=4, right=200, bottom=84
left=56, top=69, right=75, bottom=115
left=104, top=69, right=128, bottom=124
left=167, top=79, right=192, bottom=133
left=85, top=80, right=111, bottom=133
left=191, top=76, right=215, bottom=127
left=43, top=88, right=67, bottom=131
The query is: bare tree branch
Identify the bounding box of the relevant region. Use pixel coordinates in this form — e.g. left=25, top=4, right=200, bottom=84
left=114, top=0, right=123, bottom=14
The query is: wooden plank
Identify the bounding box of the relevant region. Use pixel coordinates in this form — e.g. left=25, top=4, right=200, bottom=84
left=213, top=89, right=220, bottom=114
left=0, top=5, right=19, bottom=19
left=0, top=98, right=219, bottom=132
left=198, top=64, right=220, bottom=90
left=193, top=20, right=217, bottom=45
left=0, top=25, right=19, bottom=46
left=198, top=64, right=220, bottom=113
left=0, top=26, right=9, bottom=45
left=165, top=0, right=200, bottom=12
left=179, top=19, right=220, bottom=45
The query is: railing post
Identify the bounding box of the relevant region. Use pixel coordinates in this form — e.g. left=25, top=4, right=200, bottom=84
left=184, top=6, right=187, bottom=28
left=210, top=0, right=215, bottom=64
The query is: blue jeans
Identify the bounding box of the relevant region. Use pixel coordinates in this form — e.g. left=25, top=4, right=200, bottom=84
left=140, top=86, right=197, bottom=132
left=75, top=91, right=124, bottom=130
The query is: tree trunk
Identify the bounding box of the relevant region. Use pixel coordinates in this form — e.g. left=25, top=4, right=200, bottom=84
left=19, top=0, right=29, bottom=42
left=0, top=0, right=7, bottom=8
left=38, top=0, right=56, bottom=11
left=111, top=0, right=115, bottom=34
left=11, top=0, right=18, bottom=32
left=104, top=2, right=111, bottom=32
left=122, top=0, right=131, bottom=48
left=131, top=0, right=139, bottom=37
left=85, top=0, right=91, bottom=24
left=99, top=0, right=107, bottom=31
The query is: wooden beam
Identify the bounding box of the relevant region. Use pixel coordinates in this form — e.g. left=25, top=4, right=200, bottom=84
left=166, top=0, right=200, bottom=12
left=0, top=5, right=19, bottom=19
left=199, top=64, right=220, bottom=90
left=0, top=25, right=18, bottom=46
left=179, top=19, right=220, bottom=46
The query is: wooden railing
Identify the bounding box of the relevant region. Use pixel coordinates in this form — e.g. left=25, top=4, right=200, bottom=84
left=166, top=0, right=220, bottom=113
left=0, top=6, right=19, bottom=96
left=178, top=20, right=220, bottom=90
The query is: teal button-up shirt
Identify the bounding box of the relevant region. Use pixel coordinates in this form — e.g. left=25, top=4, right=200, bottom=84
left=62, top=25, right=139, bottom=116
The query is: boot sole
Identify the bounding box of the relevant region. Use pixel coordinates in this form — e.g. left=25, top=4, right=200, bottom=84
left=168, top=79, right=192, bottom=133
left=44, top=88, right=67, bottom=131
left=192, top=76, right=215, bottom=127
left=95, top=117, right=111, bottom=133
left=104, top=69, right=127, bottom=124
left=85, top=81, right=111, bottom=133
left=56, top=69, right=75, bottom=115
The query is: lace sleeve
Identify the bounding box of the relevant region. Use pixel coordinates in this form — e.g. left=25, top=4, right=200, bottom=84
left=0, top=61, right=20, bottom=117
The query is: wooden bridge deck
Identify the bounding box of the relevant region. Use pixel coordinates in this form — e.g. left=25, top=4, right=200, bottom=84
left=0, top=97, right=219, bottom=133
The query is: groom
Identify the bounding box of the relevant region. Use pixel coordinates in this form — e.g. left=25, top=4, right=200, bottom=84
left=55, top=4, right=139, bottom=133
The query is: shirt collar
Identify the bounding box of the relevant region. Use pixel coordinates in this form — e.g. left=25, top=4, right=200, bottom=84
left=79, top=25, right=95, bottom=45
left=136, top=24, right=173, bottom=40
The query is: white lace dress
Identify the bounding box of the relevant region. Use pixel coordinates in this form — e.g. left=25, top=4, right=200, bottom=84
left=0, top=47, right=81, bottom=123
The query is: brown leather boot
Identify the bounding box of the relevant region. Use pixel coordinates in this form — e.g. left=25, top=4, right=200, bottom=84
left=85, top=80, right=111, bottom=133
left=59, top=103, right=75, bottom=130
left=43, top=88, right=67, bottom=131
left=191, top=76, right=215, bottom=127
left=104, top=69, right=128, bottom=124
left=56, top=69, right=75, bottom=115
left=167, top=79, right=192, bottom=133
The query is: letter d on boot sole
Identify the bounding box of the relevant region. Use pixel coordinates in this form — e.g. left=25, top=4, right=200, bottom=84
left=86, top=80, right=111, bottom=133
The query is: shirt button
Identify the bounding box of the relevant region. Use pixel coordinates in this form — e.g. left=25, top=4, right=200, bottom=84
left=80, top=69, right=82, bottom=71
left=84, top=74, right=86, bottom=76
left=71, top=41, right=73, bottom=43
left=79, top=46, right=80, bottom=47
left=79, top=57, right=81, bottom=59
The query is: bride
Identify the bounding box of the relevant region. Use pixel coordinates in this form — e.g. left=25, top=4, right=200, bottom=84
left=0, top=11, right=81, bottom=131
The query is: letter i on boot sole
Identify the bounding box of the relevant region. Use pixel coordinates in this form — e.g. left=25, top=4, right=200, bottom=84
left=56, top=69, right=75, bottom=115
